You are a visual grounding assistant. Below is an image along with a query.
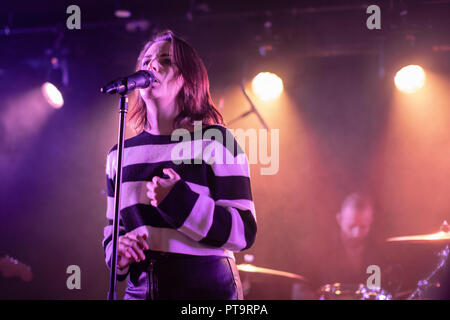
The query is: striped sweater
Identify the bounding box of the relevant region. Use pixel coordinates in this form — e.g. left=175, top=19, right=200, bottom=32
left=102, top=124, right=257, bottom=278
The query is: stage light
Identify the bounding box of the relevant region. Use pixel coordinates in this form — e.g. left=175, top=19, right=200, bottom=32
left=251, top=72, right=283, bottom=101
left=114, top=0, right=132, bottom=18
left=115, top=10, right=131, bottom=18
left=41, top=82, right=64, bottom=108
left=394, top=65, right=426, bottom=94
left=41, top=56, right=68, bottom=108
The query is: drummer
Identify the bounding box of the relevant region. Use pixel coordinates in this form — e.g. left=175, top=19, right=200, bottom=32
left=295, top=192, right=391, bottom=298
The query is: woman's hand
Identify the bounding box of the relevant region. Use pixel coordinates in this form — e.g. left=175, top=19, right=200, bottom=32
left=146, top=168, right=181, bottom=207
left=117, top=232, right=149, bottom=269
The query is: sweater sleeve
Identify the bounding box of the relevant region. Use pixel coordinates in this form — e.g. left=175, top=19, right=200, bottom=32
left=157, top=132, right=257, bottom=252
left=102, top=150, right=129, bottom=280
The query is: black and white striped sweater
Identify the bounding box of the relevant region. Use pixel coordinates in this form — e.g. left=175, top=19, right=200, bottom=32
left=102, top=125, right=257, bottom=277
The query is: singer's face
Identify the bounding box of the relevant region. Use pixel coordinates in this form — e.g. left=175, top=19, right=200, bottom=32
left=139, top=41, right=183, bottom=102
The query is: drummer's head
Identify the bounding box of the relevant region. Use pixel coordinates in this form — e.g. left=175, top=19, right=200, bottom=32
left=336, top=193, right=373, bottom=244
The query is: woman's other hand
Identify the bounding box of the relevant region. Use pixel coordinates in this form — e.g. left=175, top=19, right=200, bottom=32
left=117, top=232, right=149, bottom=269
left=146, top=168, right=181, bottom=207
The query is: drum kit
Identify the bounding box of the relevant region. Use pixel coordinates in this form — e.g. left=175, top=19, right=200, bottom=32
left=237, top=221, right=450, bottom=300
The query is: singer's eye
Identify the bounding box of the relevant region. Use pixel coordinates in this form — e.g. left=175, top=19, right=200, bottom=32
left=142, top=60, right=149, bottom=67
left=162, top=59, right=172, bottom=66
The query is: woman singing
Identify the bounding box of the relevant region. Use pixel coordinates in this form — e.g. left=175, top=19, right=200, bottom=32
left=102, top=30, right=257, bottom=300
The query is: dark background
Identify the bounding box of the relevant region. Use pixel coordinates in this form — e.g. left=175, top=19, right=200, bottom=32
left=1, top=0, right=450, bottom=299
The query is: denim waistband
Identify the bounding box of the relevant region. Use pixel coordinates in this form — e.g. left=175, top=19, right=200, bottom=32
left=134, top=250, right=229, bottom=269
left=125, top=250, right=242, bottom=300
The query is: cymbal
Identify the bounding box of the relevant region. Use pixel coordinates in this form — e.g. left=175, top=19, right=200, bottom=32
left=387, top=221, right=450, bottom=244
left=237, top=263, right=307, bottom=281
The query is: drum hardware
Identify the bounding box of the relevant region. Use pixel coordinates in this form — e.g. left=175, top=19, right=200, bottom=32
left=319, top=282, right=392, bottom=300
left=237, top=263, right=306, bottom=280
left=407, top=244, right=449, bottom=300
left=386, top=220, right=450, bottom=244
left=387, top=220, right=450, bottom=299
left=237, top=255, right=308, bottom=299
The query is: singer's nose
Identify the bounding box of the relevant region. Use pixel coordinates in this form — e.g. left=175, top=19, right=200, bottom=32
left=147, top=57, right=158, bottom=73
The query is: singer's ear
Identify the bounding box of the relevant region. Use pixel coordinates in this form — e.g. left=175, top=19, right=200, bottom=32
left=176, top=74, right=184, bottom=88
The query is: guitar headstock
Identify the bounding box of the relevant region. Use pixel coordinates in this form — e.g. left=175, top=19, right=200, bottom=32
left=0, top=255, right=33, bottom=282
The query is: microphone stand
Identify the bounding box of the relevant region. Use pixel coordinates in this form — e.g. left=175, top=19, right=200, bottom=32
left=227, top=84, right=269, bottom=130
left=107, top=93, right=128, bottom=300
left=101, top=70, right=154, bottom=299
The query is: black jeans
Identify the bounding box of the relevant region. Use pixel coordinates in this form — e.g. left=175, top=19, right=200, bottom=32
left=123, top=250, right=243, bottom=300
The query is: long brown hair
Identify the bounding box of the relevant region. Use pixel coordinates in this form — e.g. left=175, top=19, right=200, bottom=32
left=128, top=30, right=224, bottom=133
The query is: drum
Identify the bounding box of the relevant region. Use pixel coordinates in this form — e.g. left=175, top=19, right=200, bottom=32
left=319, top=283, right=392, bottom=300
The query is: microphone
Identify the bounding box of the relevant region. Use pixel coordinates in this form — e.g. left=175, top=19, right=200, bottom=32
left=101, top=70, right=155, bottom=94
